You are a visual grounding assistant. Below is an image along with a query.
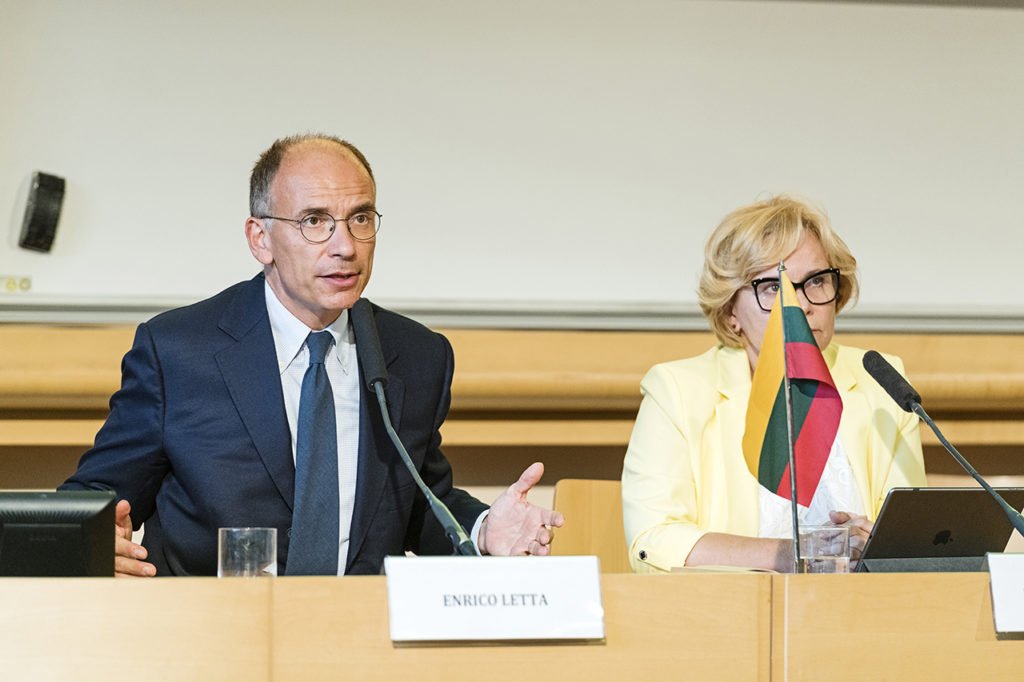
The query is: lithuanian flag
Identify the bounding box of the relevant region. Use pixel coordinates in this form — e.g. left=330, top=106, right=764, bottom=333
left=741, top=270, right=842, bottom=507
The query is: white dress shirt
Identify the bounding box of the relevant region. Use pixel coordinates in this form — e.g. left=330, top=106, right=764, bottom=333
left=264, top=283, right=488, bottom=570
left=265, top=283, right=360, bottom=574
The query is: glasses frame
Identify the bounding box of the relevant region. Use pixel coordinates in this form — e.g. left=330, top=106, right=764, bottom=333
left=749, top=267, right=841, bottom=313
left=256, top=210, right=382, bottom=244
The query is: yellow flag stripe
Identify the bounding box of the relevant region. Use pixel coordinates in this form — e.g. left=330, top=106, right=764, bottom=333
left=741, top=273, right=799, bottom=478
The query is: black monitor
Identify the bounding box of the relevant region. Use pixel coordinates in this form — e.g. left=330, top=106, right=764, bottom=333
left=0, top=491, right=116, bottom=576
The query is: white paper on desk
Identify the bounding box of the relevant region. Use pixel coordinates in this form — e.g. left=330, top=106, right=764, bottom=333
left=384, top=555, right=604, bottom=643
left=987, top=552, right=1024, bottom=635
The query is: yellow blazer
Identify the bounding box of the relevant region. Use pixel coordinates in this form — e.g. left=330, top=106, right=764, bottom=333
left=621, top=343, right=926, bottom=573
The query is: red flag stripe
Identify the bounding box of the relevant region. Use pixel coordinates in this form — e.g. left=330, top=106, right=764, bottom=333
left=792, top=386, right=843, bottom=506
left=786, top=342, right=836, bottom=386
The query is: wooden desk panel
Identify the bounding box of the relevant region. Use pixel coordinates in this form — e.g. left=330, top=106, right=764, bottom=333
left=773, top=573, right=1024, bottom=681
left=271, top=574, right=771, bottom=681
left=5, top=326, right=1024, bottom=414
left=0, top=578, right=272, bottom=682
left=3, top=573, right=1024, bottom=679
left=4, top=327, right=1024, bottom=476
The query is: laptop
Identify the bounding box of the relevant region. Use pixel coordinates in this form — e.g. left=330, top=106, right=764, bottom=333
left=856, top=487, right=1024, bottom=573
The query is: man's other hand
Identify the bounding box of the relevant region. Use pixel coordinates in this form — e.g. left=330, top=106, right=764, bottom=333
left=114, top=499, right=156, bottom=577
left=480, top=462, right=565, bottom=556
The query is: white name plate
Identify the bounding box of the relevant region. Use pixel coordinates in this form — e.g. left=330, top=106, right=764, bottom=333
left=988, top=552, right=1024, bottom=637
left=384, top=555, right=604, bottom=643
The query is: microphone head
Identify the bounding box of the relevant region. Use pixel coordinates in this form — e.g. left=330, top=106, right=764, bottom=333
left=863, top=350, right=921, bottom=413
left=350, top=298, right=389, bottom=389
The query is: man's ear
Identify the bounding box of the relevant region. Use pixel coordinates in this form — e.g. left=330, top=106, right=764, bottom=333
left=245, top=217, right=274, bottom=266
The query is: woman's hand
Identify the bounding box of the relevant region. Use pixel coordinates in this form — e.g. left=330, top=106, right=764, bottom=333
left=829, top=510, right=873, bottom=565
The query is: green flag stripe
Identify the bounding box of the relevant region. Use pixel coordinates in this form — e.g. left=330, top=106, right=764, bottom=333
left=782, top=306, right=815, bottom=345
left=757, top=388, right=790, bottom=492
left=757, top=378, right=819, bottom=492
left=790, top=378, right=819, bottom=435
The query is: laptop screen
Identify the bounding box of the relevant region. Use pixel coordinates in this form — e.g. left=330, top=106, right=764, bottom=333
left=857, top=487, right=1024, bottom=573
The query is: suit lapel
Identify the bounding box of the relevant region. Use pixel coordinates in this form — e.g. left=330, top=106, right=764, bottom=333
left=215, top=276, right=296, bottom=510
left=346, top=305, right=405, bottom=570
left=716, top=346, right=752, bottom=467
left=704, top=348, right=761, bottom=532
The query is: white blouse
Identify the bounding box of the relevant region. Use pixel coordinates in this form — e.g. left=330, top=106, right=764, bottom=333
left=758, top=437, right=866, bottom=539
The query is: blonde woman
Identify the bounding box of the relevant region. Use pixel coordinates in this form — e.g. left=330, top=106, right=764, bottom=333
left=622, top=196, right=926, bottom=573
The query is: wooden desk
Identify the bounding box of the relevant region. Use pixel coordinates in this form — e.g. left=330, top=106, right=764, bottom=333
left=271, top=573, right=770, bottom=681
left=3, top=573, right=1022, bottom=680
left=774, top=573, right=1024, bottom=680
left=0, top=578, right=271, bottom=682
left=0, top=574, right=769, bottom=682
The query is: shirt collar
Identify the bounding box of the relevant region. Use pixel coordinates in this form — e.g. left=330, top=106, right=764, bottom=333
left=264, top=280, right=353, bottom=374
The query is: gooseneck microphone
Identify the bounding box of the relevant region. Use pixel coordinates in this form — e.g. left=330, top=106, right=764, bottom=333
left=863, top=350, right=1024, bottom=538
left=350, top=298, right=479, bottom=556
left=862, top=350, right=921, bottom=412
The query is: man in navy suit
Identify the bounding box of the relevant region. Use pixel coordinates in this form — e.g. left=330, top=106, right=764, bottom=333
left=61, top=134, right=563, bottom=576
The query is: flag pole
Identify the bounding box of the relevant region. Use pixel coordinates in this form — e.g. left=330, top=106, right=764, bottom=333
left=779, top=260, right=801, bottom=573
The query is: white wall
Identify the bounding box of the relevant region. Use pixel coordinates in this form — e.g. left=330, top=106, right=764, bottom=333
left=1, top=1, right=1022, bottom=327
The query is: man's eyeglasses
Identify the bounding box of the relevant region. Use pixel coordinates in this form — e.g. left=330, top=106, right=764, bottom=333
left=749, top=268, right=840, bottom=313
left=256, top=210, right=382, bottom=244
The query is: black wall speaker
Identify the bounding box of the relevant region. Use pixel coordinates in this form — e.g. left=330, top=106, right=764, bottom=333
left=19, top=172, right=66, bottom=253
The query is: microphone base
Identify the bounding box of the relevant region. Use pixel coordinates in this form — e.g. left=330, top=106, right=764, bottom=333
left=453, top=538, right=479, bottom=556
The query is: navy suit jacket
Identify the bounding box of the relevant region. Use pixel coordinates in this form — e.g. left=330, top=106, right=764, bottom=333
left=61, top=275, right=487, bottom=575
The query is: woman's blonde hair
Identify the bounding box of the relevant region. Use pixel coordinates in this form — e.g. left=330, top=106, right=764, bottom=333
left=698, top=196, right=859, bottom=347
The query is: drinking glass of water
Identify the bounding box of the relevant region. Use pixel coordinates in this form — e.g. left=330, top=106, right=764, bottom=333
left=798, top=525, right=850, bottom=574
left=218, top=527, right=277, bottom=577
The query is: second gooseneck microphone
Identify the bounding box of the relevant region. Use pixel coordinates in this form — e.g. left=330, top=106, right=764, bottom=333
left=863, top=350, right=1024, bottom=538
left=350, top=298, right=479, bottom=556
